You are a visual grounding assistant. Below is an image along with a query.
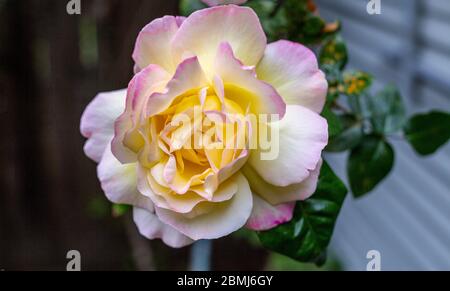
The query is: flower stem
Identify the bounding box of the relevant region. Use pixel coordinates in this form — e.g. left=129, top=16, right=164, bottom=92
left=189, top=240, right=213, bottom=271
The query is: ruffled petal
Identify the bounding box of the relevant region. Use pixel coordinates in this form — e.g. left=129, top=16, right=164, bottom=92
left=112, top=65, right=170, bottom=164
left=214, top=42, right=286, bottom=117
left=98, top=144, right=154, bottom=212
left=155, top=173, right=252, bottom=240
left=133, top=16, right=185, bottom=73
left=172, top=5, right=266, bottom=76
left=243, top=159, right=322, bottom=205
left=81, top=89, right=127, bottom=163
left=248, top=105, right=328, bottom=187
left=246, top=195, right=295, bottom=231
left=146, top=57, right=208, bottom=117
left=256, top=40, right=328, bottom=113
left=133, top=207, right=194, bottom=248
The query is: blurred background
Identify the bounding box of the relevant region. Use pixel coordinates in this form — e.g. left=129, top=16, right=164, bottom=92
left=0, top=0, right=448, bottom=270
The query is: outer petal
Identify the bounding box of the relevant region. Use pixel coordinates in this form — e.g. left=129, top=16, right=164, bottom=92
left=80, top=89, right=127, bottom=163
left=146, top=57, right=208, bottom=117
left=246, top=195, right=295, bottom=231
left=202, top=0, right=247, bottom=7
left=214, top=42, right=286, bottom=117
left=133, top=16, right=185, bottom=73
left=172, top=5, right=266, bottom=76
left=248, top=105, right=328, bottom=187
left=133, top=207, right=194, bottom=248
left=112, top=65, right=171, bottom=164
left=256, top=40, right=328, bottom=113
left=98, top=144, right=154, bottom=212
left=155, top=174, right=253, bottom=240
left=242, top=159, right=323, bottom=205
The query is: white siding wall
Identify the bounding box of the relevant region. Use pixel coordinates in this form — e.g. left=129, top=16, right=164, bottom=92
left=315, top=0, right=450, bottom=270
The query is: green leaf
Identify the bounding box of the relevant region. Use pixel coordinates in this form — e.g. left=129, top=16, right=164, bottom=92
left=404, top=111, right=450, bottom=156
left=246, top=0, right=277, bottom=15
left=326, top=86, right=340, bottom=103
left=326, top=114, right=363, bottom=152
left=179, top=0, right=207, bottom=16
left=322, top=64, right=343, bottom=86
left=348, top=135, right=394, bottom=198
left=319, top=35, right=348, bottom=71
left=321, top=106, right=343, bottom=137
left=112, top=204, right=131, bottom=218
left=367, top=85, right=406, bottom=134
left=257, top=161, right=347, bottom=264
left=303, top=15, right=325, bottom=36
left=246, top=0, right=285, bottom=42
left=256, top=0, right=336, bottom=45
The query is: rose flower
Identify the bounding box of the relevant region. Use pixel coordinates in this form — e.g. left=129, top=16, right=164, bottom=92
left=81, top=5, right=328, bottom=247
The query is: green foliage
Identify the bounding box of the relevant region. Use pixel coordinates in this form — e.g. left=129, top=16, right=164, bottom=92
left=326, top=114, right=363, bottom=152
left=321, top=106, right=343, bottom=137
left=179, top=0, right=207, bottom=16
left=247, top=0, right=339, bottom=44
left=246, top=1, right=282, bottom=40
left=348, top=136, right=394, bottom=197
left=257, top=162, right=347, bottom=265
left=232, top=227, right=262, bottom=247
left=404, top=111, right=450, bottom=156
left=320, top=35, right=348, bottom=72
left=366, top=86, right=406, bottom=134
left=319, top=55, right=402, bottom=198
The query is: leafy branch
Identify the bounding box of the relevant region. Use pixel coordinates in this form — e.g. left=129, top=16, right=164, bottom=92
left=179, top=0, right=450, bottom=266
